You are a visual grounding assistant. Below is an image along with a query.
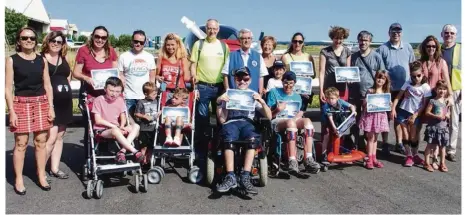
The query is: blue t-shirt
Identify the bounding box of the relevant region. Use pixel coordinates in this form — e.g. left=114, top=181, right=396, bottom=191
left=441, top=45, right=454, bottom=76
left=266, top=88, right=302, bottom=118
left=321, top=99, right=351, bottom=125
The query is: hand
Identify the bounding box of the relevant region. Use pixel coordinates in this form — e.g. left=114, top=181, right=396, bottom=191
left=155, top=112, right=162, bottom=119
left=277, top=101, right=287, bottom=112
left=195, top=90, right=200, bottom=101
left=352, top=111, right=357, bottom=117
left=48, top=107, right=55, bottom=122
left=253, top=93, right=265, bottom=104
left=217, top=93, right=229, bottom=103
left=119, top=126, right=127, bottom=132
left=9, top=111, right=18, bottom=128
left=407, top=114, right=417, bottom=125
left=85, top=77, right=94, bottom=87
left=446, top=97, right=454, bottom=107
left=145, top=114, right=154, bottom=122
left=156, top=76, right=164, bottom=83
left=320, top=90, right=326, bottom=102
left=391, top=110, right=397, bottom=120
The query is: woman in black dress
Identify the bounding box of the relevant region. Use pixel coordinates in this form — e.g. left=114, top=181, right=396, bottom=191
left=41, top=31, right=73, bottom=179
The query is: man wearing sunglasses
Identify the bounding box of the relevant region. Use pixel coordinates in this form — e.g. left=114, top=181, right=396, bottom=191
left=441, top=24, right=461, bottom=162
left=117, top=30, right=156, bottom=119
left=376, top=23, right=415, bottom=156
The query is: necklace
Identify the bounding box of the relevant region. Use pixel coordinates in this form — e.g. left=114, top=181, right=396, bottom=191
left=21, top=52, right=35, bottom=63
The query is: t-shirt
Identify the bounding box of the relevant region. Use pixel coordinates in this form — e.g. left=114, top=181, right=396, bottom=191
left=91, top=95, right=127, bottom=130
left=426, top=99, right=448, bottom=127
left=266, top=87, right=302, bottom=112
left=441, top=45, right=455, bottom=76
left=266, top=78, right=283, bottom=92
left=321, top=99, right=352, bottom=126
left=159, top=58, right=185, bottom=89
left=350, top=50, right=386, bottom=96
left=220, top=89, right=262, bottom=123
left=135, top=98, right=159, bottom=131
left=117, top=50, right=156, bottom=99
left=190, top=39, right=230, bottom=84
left=320, top=46, right=351, bottom=90
left=75, top=45, right=118, bottom=77
left=399, top=81, right=432, bottom=114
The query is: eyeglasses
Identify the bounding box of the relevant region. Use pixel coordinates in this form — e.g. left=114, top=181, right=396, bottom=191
left=426, top=45, right=436, bottom=49
left=20, top=36, right=36, bottom=41
left=283, top=81, right=295, bottom=86
left=292, top=40, right=304, bottom=44
left=93, top=35, right=108, bottom=41
left=49, top=39, right=63, bottom=45
left=240, top=37, right=252, bottom=40
left=133, top=40, right=145, bottom=45
left=235, top=76, right=250, bottom=82
left=444, top=32, right=456, bottom=35
left=411, top=74, right=422, bottom=78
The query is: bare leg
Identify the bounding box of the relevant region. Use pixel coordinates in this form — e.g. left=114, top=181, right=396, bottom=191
left=124, top=124, right=140, bottom=144
left=100, top=128, right=138, bottom=153
left=34, top=131, right=49, bottom=187
left=296, top=118, right=313, bottom=157
left=46, top=126, right=58, bottom=163
left=277, top=119, right=297, bottom=158
left=50, top=126, right=66, bottom=173
left=243, top=148, right=255, bottom=172
left=174, top=116, right=184, bottom=139
left=14, top=133, right=29, bottom=191
left=224, top=149, right=234, bottom=172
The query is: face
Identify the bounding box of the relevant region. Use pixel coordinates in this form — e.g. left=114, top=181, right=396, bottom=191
left=92, top=29, right=108, bottom=48
left=145, top=90, right=157, bottom=100
left=282, top=79, right=295, bottom=94
left=165, top=39, right=177, bottom=55
left=410, top=70, right=423, bottom=84
left=206, top=20, right=219, bottom=39
left=291, top=35, right=304, bottom=52
left=358, top=35, right=371, bottom=51
left=389, top=29, right=402, bottom=43
left=18, top=30, right=37, bottom=51
left=104, top=85, right=122, bottom=101
left=332, top=36, right=344, bottom=47
left=327, top=95, right=339, bottom=106
left=274, top=67, right=285, bottom=79
left=234, top=75, right=251, bottom=90
left=132, top=34, right=145, bottom=52
left=48, top=36, right=63, bottom=54
left=262, top=40, right=274, bottom=54
left=425, top=40, right=437, bottom=57
left=442, top=28, right=456, bottom=44
left=436, top=87, right=447, bottom=98
left=376, top=75, right=386, bottom=87
left=239, top=32, right=252, bottom=50
left=171, top=94, right=186, bottom=106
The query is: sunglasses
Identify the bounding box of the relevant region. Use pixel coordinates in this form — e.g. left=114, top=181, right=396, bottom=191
left=133, top=40, right=145, bottom=45
left=49, top=39, right=63, bottom=45
left=411, top=74, right=422, bottom=78
left=390, top=31, right=401, bottom=34
left=292, top=40, right=304, bottom=44
left=426, top=45, right=436, bottom=49
left=283, top=81, right=295, bottom=86
left=20, top=36, right=36, bottom=41
left=444, top=32, right=456, bottom=35
left=93, top=35, right=108, bottom=41
left=235, top=76, right=250, bottom=82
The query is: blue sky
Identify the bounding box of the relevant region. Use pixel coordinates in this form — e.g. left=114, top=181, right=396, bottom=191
left=43, top=0, right=461, bottom=43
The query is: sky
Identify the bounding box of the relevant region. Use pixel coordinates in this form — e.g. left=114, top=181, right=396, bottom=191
left=42, top=0, right=461, bottom=43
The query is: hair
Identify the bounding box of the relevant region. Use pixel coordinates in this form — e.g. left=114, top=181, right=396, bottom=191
left=329, top=26, right=350, bottom=40
left=132, top=29, right=146, bottom=41
left=15, top=27, right=38, bottom=52
left=40, top=31, right=68, bottom=57
left=206, top=19, right=220, bottom=26
left=442, top=24, right=458, bottom=34
left=172, top=88, right=189, bottom=99
left=158, top=33, right=187, bottom=60
left=86, top=26, right=112, bottom=59
left=238, top=28, right=253, bottom=38
left=260, top=36, right=277, bottom=50
left=285, top=32, right=305, bottom=54
left=324, top=87, right=340, bottom=98
left=434, top=80, right=449, bottom=98
left=372, top=70, right=391, bottom=93
left=142, top=81, right=157, bottom=94
left=104, top=77, right=124, bottom=91
left=409, top=61, right=427, bottom=85
left=357, top=30, right=373, bottom=42
left=419, top=35, right=442, bottom=63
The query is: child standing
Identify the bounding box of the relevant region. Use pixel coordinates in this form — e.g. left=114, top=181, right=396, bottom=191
left=134, top=82, right=160, bottom=165
left=359, top=71, right=391, bottom=169
left=423, top=80, right=450, bottom=172
left=391, top=61, right=432, bottom=167
left=265, top=60, right=286, bottom=92
left=163, top=88, right=189, bottom=147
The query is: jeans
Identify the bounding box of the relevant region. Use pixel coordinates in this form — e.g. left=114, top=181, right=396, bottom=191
left=125, top=99, right=139, bottom=123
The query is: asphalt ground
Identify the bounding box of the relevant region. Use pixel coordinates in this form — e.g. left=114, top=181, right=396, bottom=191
left=5, top=111, right=461, bottom=214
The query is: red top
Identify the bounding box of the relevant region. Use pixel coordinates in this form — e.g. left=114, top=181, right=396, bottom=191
left=159, top=58, right=185, bottom=89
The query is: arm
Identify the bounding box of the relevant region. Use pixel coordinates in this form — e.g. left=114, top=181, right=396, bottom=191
left=328, top=115, right=338, bottom=132
left=94, top=114, right=118, bottom=129
left=5, top=57, right=16, bottom=127
left=117, top=57, right=126, bottom=86
left=223, top=74, right=229, bottom=90
left=346, top=52, right=351, bottom=67
left=254, top=93, right=272, bottom=120
left=319, top=53, right=327, bottom=101
left=440, top=59, right=454, bottom=100
left=189, top=61, right=197, bottom=83
left=391, top=90, right=405, bottom=118
left=65, top=57, right=72, bottom=82
left=424, top=101, right=442, bottom=120
left=119, top=112, right=127, bottom=127
left=42, top=58, right=55, bottom=120
left=216, top=92, right=229, bottom=124
left=155, top=56, right=164, bottom=83
left=259, top=55, right=268, bottom=94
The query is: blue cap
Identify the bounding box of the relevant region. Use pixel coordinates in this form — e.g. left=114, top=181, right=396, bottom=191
left=233, top=67, right=250, bottom=76
left=282, top=71, right=297, bottom=82
left=273, top=60, right=285, bottom=68
left=389, top=23, right=402, bottom=31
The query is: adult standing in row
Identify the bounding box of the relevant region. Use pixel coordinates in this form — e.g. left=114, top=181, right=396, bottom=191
left=73, top=26, right=118, bottom=162
left=281, top=32, right=316, bottom=111
left=156, top=33, right=190, bottom=91
left=440, top=24, right=461, bottom=162
left=6, top=27, right=55, bottom=195
left=42, top=31, right=73, bottom=179
left=377, top=23, right=415, bottom=155
left=118, top=30, right=156, bottom=117
left=190, top=19, right=230, bottom=160
left=261, top=36, right=278, bottom=90
left=223, top=28, right=268, bottom=93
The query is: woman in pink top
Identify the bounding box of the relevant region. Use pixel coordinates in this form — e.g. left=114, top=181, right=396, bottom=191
left=156, top=33, right=190, bottom=91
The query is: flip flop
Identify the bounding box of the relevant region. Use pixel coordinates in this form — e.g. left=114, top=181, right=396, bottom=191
left=49, top=170, right=69, bottom=179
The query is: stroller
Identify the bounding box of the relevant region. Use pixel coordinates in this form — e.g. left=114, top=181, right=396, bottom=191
left=82, top=93, right=147, bottom=199
left=146, top=89, right=201, bottom=184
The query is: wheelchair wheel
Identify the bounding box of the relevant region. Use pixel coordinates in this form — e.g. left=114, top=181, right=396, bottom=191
left=86, top=180, right=94, bottom=199
left=258, top=157, right=268, bottom=187
left=147, top=168, right=163, bottom=184
left=188, top=166, right=203, bottom=184
left=134, top=175, right=140, bottom=193
left=205, top=155, right=215, bottom=186
left=141, top=174, right=148, bottom=193
left=94, top=180, right=104, bottom=199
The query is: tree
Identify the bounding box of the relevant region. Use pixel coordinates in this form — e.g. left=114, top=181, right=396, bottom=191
left=77, top=35, right=88, bottom=43
left=108, top=34, right=118, bottom=48
left=5, top=8, right=28, bottom=45
left=117, top=34, right=132, bottom=51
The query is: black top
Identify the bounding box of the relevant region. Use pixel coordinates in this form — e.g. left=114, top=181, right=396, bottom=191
left=11, top=53, right=45, bottom=96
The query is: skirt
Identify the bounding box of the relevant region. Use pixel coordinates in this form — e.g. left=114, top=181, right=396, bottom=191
left=10, top=95, right=52, bottom=133
left=359, top=111, right=390, bottom=133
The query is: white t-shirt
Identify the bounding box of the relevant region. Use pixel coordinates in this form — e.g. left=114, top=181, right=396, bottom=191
left=399, top=81, right=432, bottom=114
left=266, top=78, right=283, bottom=92
left=117, top=50, right=156, bottom=99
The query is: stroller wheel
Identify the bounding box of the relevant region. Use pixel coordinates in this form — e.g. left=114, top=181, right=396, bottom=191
left=94, top=180, right=104, bottom=199
left=147, top=168, right=163, bottom=184
left=205, top=155, right=215, bottom=186
left=82, top=164, right=89, bottom=181
left=141, top=174, right=148, bottom=193
left=134, top=175, right=140, bottom=193
left=86, top=180, right=94, bottom=199
left=188, top=166, right=203, bottom=184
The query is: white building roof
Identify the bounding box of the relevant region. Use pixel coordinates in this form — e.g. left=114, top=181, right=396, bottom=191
left=50, top=19, right=68, bottom=28
left=6, top=0, right=50, bottom=24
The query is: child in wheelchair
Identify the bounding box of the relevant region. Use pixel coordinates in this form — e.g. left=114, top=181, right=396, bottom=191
left=91, top=77, right=144, bottom=164
left=215, top=67, right=272, bottom=194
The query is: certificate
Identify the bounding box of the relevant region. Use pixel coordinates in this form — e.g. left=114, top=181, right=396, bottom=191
left=225, top=89, right=255, bottom=111
left=161, top=107, right=190, bottom=124
left=290, top=61, right=314, bottom=76
left=276, top=101, right=300, bottom=119
left=335, top=67, right=360, bottom=83
left=90, top=68, right=119, bottom=90
left=366, top=93, right=391, bottom=112
left=336, top=112, right=356, bottom=137
left=294, top=77, right=312, bottom=95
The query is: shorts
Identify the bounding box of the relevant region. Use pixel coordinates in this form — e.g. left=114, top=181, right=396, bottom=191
left=221, top=120, right=260, bottom=143
left=271, top=118, right=286, bottom=132
left=139, top=130, right=155, bottom=148
left=395, top=108, right=421, bottom=126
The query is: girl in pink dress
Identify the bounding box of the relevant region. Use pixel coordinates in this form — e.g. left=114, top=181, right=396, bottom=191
left=359, top=71, right=391, bottom=169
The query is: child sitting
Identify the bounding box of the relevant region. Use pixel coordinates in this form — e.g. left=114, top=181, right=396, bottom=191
left=134, top=82, right=160, bottom=165
left=265, top=60, right=286, bottom=92
left=163, top=88, right=189, bottom=147
left=91, top=77, right=144, bottom=164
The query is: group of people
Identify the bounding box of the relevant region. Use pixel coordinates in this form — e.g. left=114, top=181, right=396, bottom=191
left=6, top=18, right=461, bottom=196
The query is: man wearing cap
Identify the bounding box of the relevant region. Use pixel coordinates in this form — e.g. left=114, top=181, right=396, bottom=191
left=441, top=24, right=461, bottom=162
left=266, top=71, right=321, bottom=174
left=216, top=67, right=272, bottom=194
left=265, top=60, right=286, bottom=92
left=376, top=23, right=415, bottom=155
left=222, top=28, right=268, bottom=94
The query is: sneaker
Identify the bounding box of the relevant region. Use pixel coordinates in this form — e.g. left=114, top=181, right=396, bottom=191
left=413, top=155, right=424, bottom=165
left=133, top=151, right=145, bottom=164
left=239, top=174, right=258, bottom=194
left=404, top=156, right=414, bottom=167
left=446, top=154, right=457, bottom=162
left=304, top=157, right=321, bottom=173
left=395, top=144, right=406, bottom=155
left=365, top=159, right=374, bottom=169
left=382, top=143, right=391, bottom=156
left=216, top=174, right=237, bottom=193
left=115, top=151, right=126, bottom=164
left=172, top=136, right=181, bottom=147
left=288, top=159, right=299, bottom=173
left=164, top=136, right=173, bottom=147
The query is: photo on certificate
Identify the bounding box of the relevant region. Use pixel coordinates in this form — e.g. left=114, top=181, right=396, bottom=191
left=290, top=61, right=314, bottom=76
left=144, top=102, right=158, bottom=125
left=276, top=100, right=300, bottom=119
left=294, top=77, right=313, bottom=95
left=336, top=112, right=356, bottom=137
left=335, top=67, right=361, bottom=83
left=366, top=93, right=391, bottom=112
left=90, top=68, right=119, bottom=90
left=225, top=89, right=255, bottom=111
left=161, top=107, right=190, bottom=124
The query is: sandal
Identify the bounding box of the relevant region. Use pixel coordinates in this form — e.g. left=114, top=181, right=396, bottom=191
left=424, top=164, right=434, bottom=172
left=432, top=157, right=439, bottom=170
left=440, top=164, right=448, bottom=172
left=49, top=170, right=69, bottom=179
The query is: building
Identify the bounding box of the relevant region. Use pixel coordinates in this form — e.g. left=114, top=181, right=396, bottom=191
left=6, top=0, right=50, bottom=35
left=68, top=24, right=79, bottom=39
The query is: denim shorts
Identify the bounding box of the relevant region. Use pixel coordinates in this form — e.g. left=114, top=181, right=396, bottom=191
left=395, top=108, right=421, bottom=126
left=221, top=120, right=260, bottom=142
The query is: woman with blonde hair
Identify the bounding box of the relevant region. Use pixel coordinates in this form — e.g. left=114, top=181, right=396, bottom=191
left=156, top=33, right=190, bottom=90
